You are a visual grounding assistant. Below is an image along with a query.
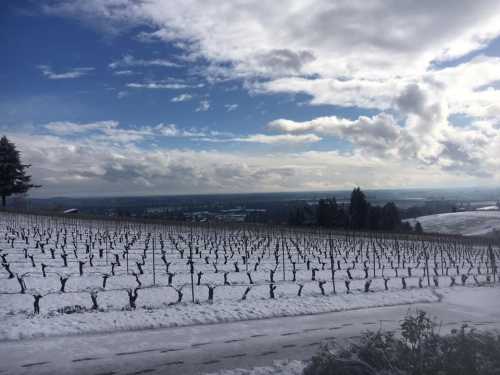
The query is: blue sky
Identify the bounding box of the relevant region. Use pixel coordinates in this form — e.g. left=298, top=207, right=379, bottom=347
left=2, top=1, right=500, bottom=197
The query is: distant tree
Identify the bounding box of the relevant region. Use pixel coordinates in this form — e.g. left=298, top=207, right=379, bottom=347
left=303, top=204, right=314, bottom=221
left=350, top=187, right=369, bottom=229
left=381, top=202, right=401, bottom=230
left=415, top=221, right=424, bottom=234
left=335, top=205, right=349, bottom=229
left=116, top=207, right=131, bottom=217
left=0, top=136, right=39, bottom=207
left=316, top=199, right=328, bottom=226
left=367, top=205, right=382, bottom=230
left=316, top=198, right=338, bottom=227
left=288, top=206, right=305, bottom=226
left=400, top=221, right=412, bottom=232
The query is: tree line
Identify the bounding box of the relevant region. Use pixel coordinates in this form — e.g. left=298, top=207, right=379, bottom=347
left=289, top=187, right=423, bottom=233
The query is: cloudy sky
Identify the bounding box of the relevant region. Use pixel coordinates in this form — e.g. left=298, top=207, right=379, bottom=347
left=2, top=0, right=500, bottom=197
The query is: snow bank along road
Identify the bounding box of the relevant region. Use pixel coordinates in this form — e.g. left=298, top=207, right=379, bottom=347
left=0, top=287, right=499, bottom=375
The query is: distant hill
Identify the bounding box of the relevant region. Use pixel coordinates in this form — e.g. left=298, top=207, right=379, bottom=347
left=406, top=211, right=500, bottom=236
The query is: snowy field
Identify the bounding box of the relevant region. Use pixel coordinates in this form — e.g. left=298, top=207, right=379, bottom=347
left=406, top=210, right=500, bottom=236
left=0, top=212, right=498, bottom=341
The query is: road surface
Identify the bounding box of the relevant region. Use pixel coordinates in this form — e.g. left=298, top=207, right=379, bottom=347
left=0, top=287, right=499, bottom=375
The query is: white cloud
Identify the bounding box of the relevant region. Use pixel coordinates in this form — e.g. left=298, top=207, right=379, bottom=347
left=225, top=104, right=238, bottom=112
left=269, top=113, right=400, bottom=153
left=117, top=91, right=129, bottom=99
left=45, top=1, right=500, bottom=76
left=196, top=99, right=210, bottom=112
left=109, top=54, right=180, bottom=69
left=255, top=76, right=400, bottom=109
left=154, top=123, right=207, bottom=137
left=113, top=70, right=134, bottom=76
left=8, top=128, right=500, bottom=198
left=233, top=133, right=321, bottom=144
left=171, top=93, right=192, bottom=102
left=44, top=121, right=118, bottom=135
left=126, top=82, right=189, bottom=90
left=26, top=1, right=500, bottom=193
left=44, top=120, right=226, bottom=143
left=154, top=123, right=179, bottom=136
left=127, top=81, right=203, bottom=90
left=268, top=83, right=500, bottom=177
left=42, top=1, right=500, bottom=119
left=37, top=65, right=94, bottom=79
left=426, top=55, right=500, bottom=119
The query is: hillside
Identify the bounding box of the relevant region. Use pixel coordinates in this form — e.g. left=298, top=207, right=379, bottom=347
left=407, top=211, right=500, bottom=236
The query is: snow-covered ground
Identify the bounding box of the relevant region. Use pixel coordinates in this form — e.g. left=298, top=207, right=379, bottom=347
left=0, top=212, right=498, bottom=342
left=1, top=286, right=498, bottom=375
left=201, top=286, right=500, bottom=375
left=407, top=210, right=500, bottom=236
left=0, top=288, right=439, bottom=341
left=477, top=205, right=499, bottom=211
left=202, top=360, right=305, bottom=375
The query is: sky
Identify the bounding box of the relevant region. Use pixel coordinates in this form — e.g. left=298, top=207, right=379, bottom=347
left=2, top=0, right=500, bottom=198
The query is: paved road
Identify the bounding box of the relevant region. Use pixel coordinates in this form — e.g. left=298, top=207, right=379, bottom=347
left=1, top=287, right=499, bottom=375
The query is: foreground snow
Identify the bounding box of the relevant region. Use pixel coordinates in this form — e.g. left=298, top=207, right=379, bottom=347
left=0, top=287, right=439, bottom=341
left=202, top=360, right=305, bottom=375
left=199, top=286, right=500, bottom=375
left=0, top=286, right=497, bottom=375
left=406, top=210, right=500, bottom=236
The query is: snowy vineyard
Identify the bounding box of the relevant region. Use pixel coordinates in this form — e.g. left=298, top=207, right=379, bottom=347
left=0, top=212, right=498, bottom=317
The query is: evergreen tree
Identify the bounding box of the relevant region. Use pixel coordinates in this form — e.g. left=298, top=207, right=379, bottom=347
left=367, top=205, right=382, bottom=230
left=400, top=221, right=412, bottom=232
left=335, top=205, right=349, bottom=229
left=316, top=198, right=338, bottom=227
left=381, top=202, right=401, bottom=230
left=0, top=136, right=39, bottom=207
left=415, top=221, right=424, bottom=234
left=288, top=206, right=305, bottom=225
left=350, top=187, right=369, bottom=229
left=316, top=199, right=328, bottom=226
